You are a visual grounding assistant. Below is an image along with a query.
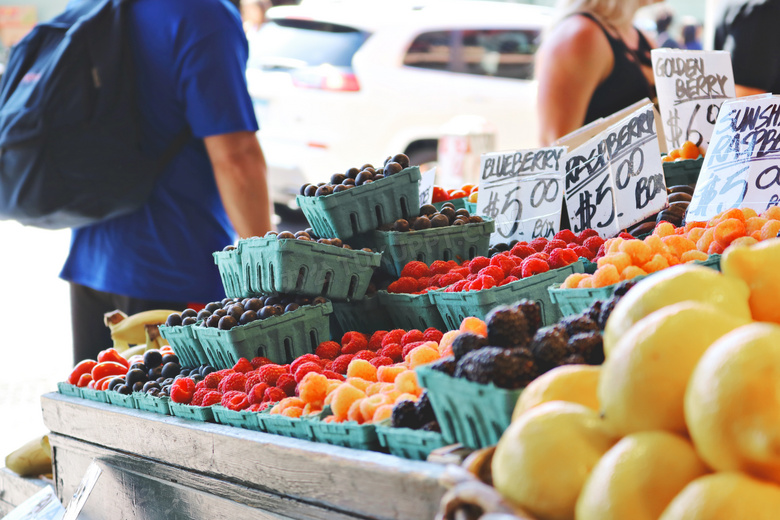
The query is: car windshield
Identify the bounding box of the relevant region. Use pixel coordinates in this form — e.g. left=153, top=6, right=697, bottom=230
left=249, top=19, right=369, bottom=70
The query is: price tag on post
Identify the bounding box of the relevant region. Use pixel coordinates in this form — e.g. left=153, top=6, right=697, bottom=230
left=687, top=95, right=780, bottom=222
left=652, top=49, right=736, bottom=152
left=418, top=167, right=436, bottom=207
left=476, top=147, right=565, bottom=245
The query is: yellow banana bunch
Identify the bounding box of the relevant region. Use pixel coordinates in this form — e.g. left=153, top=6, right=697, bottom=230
left=5, top=435, right=52, bottom=477
left=103, top=309, right=177, bottom=352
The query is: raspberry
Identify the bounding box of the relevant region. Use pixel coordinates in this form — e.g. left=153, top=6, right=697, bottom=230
left=291, top=354, right=321, bottom=375
left=294, top=361, right=323, bottom=383
left=250, top=357, right=272, bottom=369
left=331, top=354, right=355, bottom=374
left=190, top=387, right=210, bottom=406
left=417, top=276, right=432, bottom=288
left=618, top=232, right=634, bottom=240
left=203, top=372, right=223, bottom=389
left=429, top=260, right=451, bottom=275
left=400, top=260, right=430, bottom=279
left=264, top=386, right=286, bottom=403
left=170, top=378, right=196, bottom=404
left=402, top=341, right=425, bottom=358
left=387, top=277, right=420, bottom=294
left=346, top=359, right=378, bottom=381
left=549, top=248, right=579, bottom=269
left=370, top=356, right=394, bottom=368
left=429, top=274, right=444, bottom=287
left=577, top=229, right=600, bottom=244
left=469, top=275, right=497, bottom=291
left=257, top=364, right=286, bottom=386
left=276, top=373, right=297, bottom=396
left=596, top=244, right=607, bottom=259
left=221, top=390, right=249, bottom=411
left=468, top=256, right=490, bottom=274
left=489, top=254, right=516, bottom=276
left=510, top=244, right=535, bottom=259
left=498, top=275, right=519, bottom=286
left=552, top=229, right=575, bottom=243
left=583, top=236, right=605, bottom=254
left=218, top=372, right=247, bottom=394
left=379, top=343, right=404, bottom=362
left=368, top=331, right=388, bottom=351
left=529, top=237, right=548, bottom=252
left=527, top=252, right=550, bottom=262
left=478, top=265, right=506, bottom=284
left=256, top=401, right=274, bottom=412
left=247, top=404, right=264, bottom=412
left=522, top=257, right=550, bottom=278
left=201, top=391, right=222, bottom=407
left=318, top=358, right=331, bottom=368
left=438, top=271, right=466, bottom=288
left=195, top=380, right=206, bottom=390
left=354, top=350, right=377, bottom=361
left=323, top=370, right=346, bottom=381
left=543, top=239, right=567, bottom=254
left=322, top=360, right=333, bottom=371
left=315, top=341, right=341, bottom=360
left=341, top=331, right=369, bottom=354
left=423, top=328, right=443, bottom=343
left=244, top=373, right=262, bottom=393
left=446, top=280, right=469, bottom=292
left=573, top=245, right=595, bottom=261
left=401, top=329, right=425, bottom=346
left=510, top=265, right=524, bottom=279
left=232, top=357, right=254, bottom=374
left=381, top=329, right=406, bottom=348
left=248, top=382, right=270, bottom=405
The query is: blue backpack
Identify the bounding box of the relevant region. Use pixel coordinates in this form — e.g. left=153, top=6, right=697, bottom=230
left=0, top=0, right=188, bottom=229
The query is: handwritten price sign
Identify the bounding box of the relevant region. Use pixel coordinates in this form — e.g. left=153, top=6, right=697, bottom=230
left=418, top=167, right=437, bottom=207
left=476, top=147, right=565, bottom=245
left=652, top=50, right=736, bottom=152
left=563, top=104, right=668, bottom=237
left=687, top=95, right=780, bottom=222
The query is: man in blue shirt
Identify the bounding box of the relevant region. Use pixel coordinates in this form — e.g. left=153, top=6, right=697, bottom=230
left=60, top=0, right=273, bottom=363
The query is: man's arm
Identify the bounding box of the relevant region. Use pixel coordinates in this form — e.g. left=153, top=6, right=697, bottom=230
left=204, top=131, right=274, bottom=239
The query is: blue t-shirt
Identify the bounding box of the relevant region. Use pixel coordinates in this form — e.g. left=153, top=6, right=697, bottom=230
left=60, top=0, right=259, bottom=303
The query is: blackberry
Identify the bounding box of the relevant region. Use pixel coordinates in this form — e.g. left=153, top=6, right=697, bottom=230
left=598, top=296, right=619, bottom=329
left=530, top=325, right=571, bottom=372
left=428, top=356, right=457, bottom=376
left=586, top=300, right=603, bottom=325
left=569, top=332, right=604, bottom=365
left=486, top=306, right=531, bottom=348
left=454, top=346, right=538, bottom=389
left=558, top=353, right=587, bottom=366
left=452, top=333, right=488, bottom=361
left=613, top=279, right=637, bottom=298
left=561, top=314, right=599, bottom=337
left=514, top=299, right=542, bottom=336
left=421, top=421, right=441, bottom=432
left=415, top=391, right=436, bottom=425
left=391, top=399, right=419, bottom=429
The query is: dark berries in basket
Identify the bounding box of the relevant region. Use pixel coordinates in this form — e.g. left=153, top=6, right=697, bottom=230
left=239, top=310, right=258, bottom=325
left=166, top=313, right=182, bottom=327
left=561, top=314, right=599, bottom=337
left=586, top=300, right=603, bottom=325
left=513, top=299, right=542, bottom=336
left=413, top=215, right=432, bottom=230
left=420, top=204, right=437, bottom=216
left=486, top=305, right=531, bottom=349
left=181, top=316, right=197, bottom=326
left=415, top=391, right=436, bottom=425
left=428, top=356, right=457, bottom=376
left=181, top=308, right=197, bottom=319
left=613, top=279, right=637, bottom=298
left=598, top=296, right=619, bottom=329
left=559, top=353, right=587, bottom=366
left=530, top=325, right=571, bottom=372
left=454, top=346, right=538, bottom=389
left=569, top=332, right=604, bottom=365
left=430, top=214, right=450, bottom=228
left=218, top=315, right=238, bottom=330
left=384, top=161, right=403, bottom=175
left=391, top=399, right=419, bottom=429
left=143, top=350, right=163, bottom=369
left=277, top=231, right=295, bottom=239
left=392, top=153, right=410, bottom=169
left=421, top=421, right=441, bottom=433
left=452, top=332, right=488, bottom=361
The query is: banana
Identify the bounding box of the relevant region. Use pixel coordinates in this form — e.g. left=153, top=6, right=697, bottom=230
left=120, top=344, right=148, bottom=360
left=105, top=309, right=178, bottom=346
left=5, top=435, right=52, bottom=477
left=145, top=323, right=169, bottom=351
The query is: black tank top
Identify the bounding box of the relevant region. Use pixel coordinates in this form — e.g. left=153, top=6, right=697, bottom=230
left=578, top=12, right=655, bottom=125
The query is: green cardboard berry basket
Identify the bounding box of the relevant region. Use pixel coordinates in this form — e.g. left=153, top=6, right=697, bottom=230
left=433, top=197, right=468, bottom=211
left=169, top=402, right=215, bottom=422
left=133, top=393, right=171, bottom=415
left=238, top=237, right=381, bottom=301
left=331, top=295, right=392, bottom=337
left=259, top=413, right=317, bottom=441
left=308, top=418, right=380, bottom=451
left=106, top=390, right=137, bottom=409
left=416, top=365, right=523, bottom=449
left=364, top=218, right=494, bottom=278
left=212, top=248, right=249, bottom=299
left=57, top=382, right=83, bottom=398
left=80, top=387, right=110, bottom=403
left=430, top=262, right=584, bottom=331
left=296, top=166, right=422, bottom=240
left=375, top=421, right=446, bottom=461
left=377, top=290, right=446, bottom=331
left=662, top=156, right=703, bottom=187
left=195, top=301, right=332, bottom=369
left=159, top=322, right=209, bottom=368
left=212, top=405, right=264, bottom=431
left=464, top=201, right=477, bottom=215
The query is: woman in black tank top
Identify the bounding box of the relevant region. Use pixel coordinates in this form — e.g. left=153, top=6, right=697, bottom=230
left=535, top=0, right=660, bottom=145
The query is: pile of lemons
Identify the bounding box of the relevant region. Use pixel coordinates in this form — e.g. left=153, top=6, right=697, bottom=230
left=491, top=238, right=780, bottom=520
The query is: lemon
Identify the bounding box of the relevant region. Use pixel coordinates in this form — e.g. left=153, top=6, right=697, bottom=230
left=598, top=301, right=750, bottom=436
left=512, top=364, right=600, bottom=421
left=576, top=431, right=708, bottom=520
left=492, top=401, right=616, bottom=520
left=603, top=264, right=751, bottom=357
left=685, top=322, right=780, bottom=483
left=721, top=237, right=780, bottom=324
left=659, top=472, right=780, bottom=520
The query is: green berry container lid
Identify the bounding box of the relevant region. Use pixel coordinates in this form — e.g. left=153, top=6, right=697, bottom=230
left=330, top=295, right=393, bottom=338
left=377, top=290, right=446, bottom=332
left=430, top=262, right=584, bottom=331
left=259, top=413, right=316, bottom=441
left=238, top=237, right=381, bottom=301
left=464, top=201, right=477, bottom=215
left=80, top=387, right=110, bottom=403
left=375, top=421, right=446, bottom=461
left=213, top=247, right=249, bottom=299
left=57, top=381, right=83, bottom=398
left=195, top=301, right=333, bottom=369
left=662, top=156, right=703, bottom=187
left=212, top=405, right=264, bottom=431
left=105, top=390, right=138, bottom=409
left=296, top=166, right=422, bottom=240
left=415, top=365, right=523, bottom=449
left=308, top=417, right=380, bottom=451
left=169, top=402, right=215, bottom=422
left=159, top=322, right=209, bottom=368
left=133, top=393, right=171, bottom=415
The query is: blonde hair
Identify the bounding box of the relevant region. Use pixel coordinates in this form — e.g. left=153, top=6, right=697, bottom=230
left=551, top=0, right=656, bottom=29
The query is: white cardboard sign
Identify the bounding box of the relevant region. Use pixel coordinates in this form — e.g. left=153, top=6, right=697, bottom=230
left=475, top=147, right=565, bottom=245
left=652, top=49, right=736, bottom=152
left=560, top=101, right=668, bottom=237
left=418, top=167, right=437, bottom=207
left=686, top=95, right=780, bottom=222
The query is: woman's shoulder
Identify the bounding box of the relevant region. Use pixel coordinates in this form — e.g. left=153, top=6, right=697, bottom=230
left=541, top=13, right=613, bottom=60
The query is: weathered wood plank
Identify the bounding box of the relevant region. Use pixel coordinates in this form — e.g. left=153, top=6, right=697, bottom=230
left=0, top=467, right=50, bottom=510
left=42, top=393, right=446, bottom=520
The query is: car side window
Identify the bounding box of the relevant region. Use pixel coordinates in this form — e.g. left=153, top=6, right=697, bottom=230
left=404, top=29, right=539, bottom=80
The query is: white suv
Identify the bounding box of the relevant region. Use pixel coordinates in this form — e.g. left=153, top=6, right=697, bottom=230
left=247, top=0, right=552, bottom=206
